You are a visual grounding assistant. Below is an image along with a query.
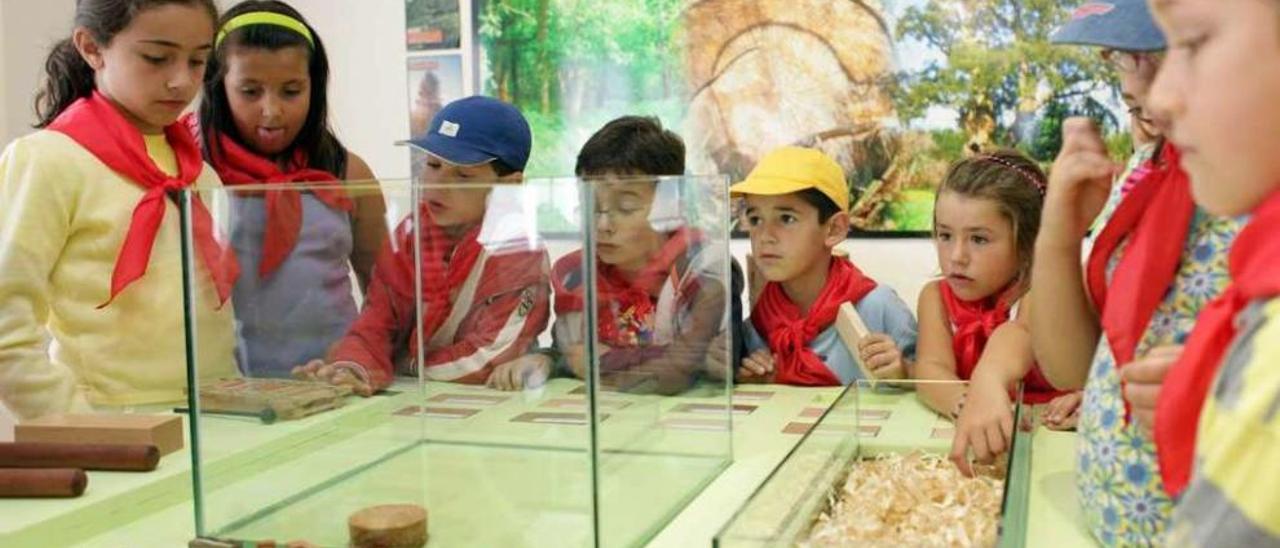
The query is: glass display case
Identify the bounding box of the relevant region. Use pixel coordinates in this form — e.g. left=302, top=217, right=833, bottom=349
left=714, top=380, right=1034, bottom=548
left=178, top=174, right=735, bottom=547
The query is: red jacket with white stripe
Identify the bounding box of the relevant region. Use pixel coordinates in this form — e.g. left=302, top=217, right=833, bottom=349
left=331, top=236, right=550, bottom=390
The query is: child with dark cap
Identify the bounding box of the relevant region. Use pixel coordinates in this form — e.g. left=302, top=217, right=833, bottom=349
left=294, top=96, right=551, bottom=393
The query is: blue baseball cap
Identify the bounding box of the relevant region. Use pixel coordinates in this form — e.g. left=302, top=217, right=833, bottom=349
left=403, top=95, right=532, bottom=171
left=1051, top=0, right=1167, bottom=52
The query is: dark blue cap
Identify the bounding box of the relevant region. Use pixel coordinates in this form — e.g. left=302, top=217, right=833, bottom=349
left=403, top=95, right=532, bottom=171
left=1051, top=0, right=1167, bottom=52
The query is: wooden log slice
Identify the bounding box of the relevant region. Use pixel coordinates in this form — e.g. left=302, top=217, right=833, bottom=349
left=348, top=504, right=428, bottom=547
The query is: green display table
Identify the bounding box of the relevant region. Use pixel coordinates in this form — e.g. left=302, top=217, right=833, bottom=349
left=0, top=382, right=1094, bottom=547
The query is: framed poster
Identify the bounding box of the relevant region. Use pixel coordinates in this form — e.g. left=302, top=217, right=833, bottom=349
left=406, top=0, right=461, bottom=51
left=407, top=54, right=465, bottom=138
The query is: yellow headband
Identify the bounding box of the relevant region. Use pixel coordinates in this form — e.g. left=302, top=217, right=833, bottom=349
left=215, top=12, right=314, bottom=48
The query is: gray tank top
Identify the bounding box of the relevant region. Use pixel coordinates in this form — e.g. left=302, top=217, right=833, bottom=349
left=229, top=192, right=358, bottom=377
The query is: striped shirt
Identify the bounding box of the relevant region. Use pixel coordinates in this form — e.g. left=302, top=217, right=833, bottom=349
left=1169, top=297, right=1280, bottom=547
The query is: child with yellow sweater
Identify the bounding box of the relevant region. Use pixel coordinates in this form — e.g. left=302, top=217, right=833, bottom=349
left=0, top=0, right=237, bottom=419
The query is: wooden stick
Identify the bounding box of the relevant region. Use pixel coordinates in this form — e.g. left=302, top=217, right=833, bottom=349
left=173, top=407, right=278, bottom=424
left=0, top=442, right=159, bottom=472
left=0, top=468, right=87, bottom=498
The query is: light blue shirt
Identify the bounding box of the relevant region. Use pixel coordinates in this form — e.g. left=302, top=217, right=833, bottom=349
left=744, top=285, right=918, bottom=384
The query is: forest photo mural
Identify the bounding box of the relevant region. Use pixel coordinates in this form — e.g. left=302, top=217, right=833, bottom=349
left=465, top=0, right=1132, bottom=232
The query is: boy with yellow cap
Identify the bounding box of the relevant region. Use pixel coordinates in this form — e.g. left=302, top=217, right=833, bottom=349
left=734, top=146, right=917, bottom=385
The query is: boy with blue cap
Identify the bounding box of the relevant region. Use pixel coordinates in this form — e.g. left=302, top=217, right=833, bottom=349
left=1029, top=1, right=1241, bottom=545
left=294, top=96, right=551, bottom=393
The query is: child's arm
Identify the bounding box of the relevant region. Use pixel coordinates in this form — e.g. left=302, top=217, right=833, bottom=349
left=0, top=140, right=89, bottom=419
left=913, top=281, right=966, bottom=417
left=950, top=304, right=1035, bottom=476
left=317, top=260, right=411, bottom=392
left=1030, top=119, right=1117, bottom=390
left=343, top=153, right=388, bottom=294
left=419, top=254, right=551, bottom=384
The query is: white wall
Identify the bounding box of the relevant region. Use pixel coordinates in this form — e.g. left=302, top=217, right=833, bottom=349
left=0, top=0, right=75, bottom=147
left=279, top=0, right=414, bottom=179
left=0, top=0, right=7, bottom=143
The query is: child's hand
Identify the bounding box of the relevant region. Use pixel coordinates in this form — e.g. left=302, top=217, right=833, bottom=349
left=738, top=350, right=776, bottom=383
left=949, top=377, right=1014, bottom=477
left=857, top=334, right=906, bottom=380
left=565, top=343, right=614, bottom=380
left=1121, top=345, right=1182, bottom=433
left=702, top=331, right=732, bottom=381
left=486, top=354, right=552, bottom=391
left=291, top=360, right=374, bottom=397
left=1043, top=118, right=1119, bottom=243
left=1042, top=391, right=1083, bottom=430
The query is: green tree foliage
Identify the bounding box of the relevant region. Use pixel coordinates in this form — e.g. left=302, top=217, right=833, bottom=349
left=476, top=0, right=685, bottom=175
left=892, top=0, right=1120, bottom=159
left=477, top=0, right=683, bottom=116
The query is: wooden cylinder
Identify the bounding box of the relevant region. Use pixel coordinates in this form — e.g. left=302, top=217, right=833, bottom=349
left=0, top=442, right=160, bottom=472
left=348, top=504, right=428, bottom=548
left=0, top=468, right=87, bottom=498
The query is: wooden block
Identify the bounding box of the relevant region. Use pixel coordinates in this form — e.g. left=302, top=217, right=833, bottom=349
left=349, top=504, right=428, bottom=548
left=16, top=414, right=183, bottom=456
left=834, top=302, right=877, bottom=382
left=747, top=253, right=762, bottom=308
left=196, top=378, right=351, bottom=421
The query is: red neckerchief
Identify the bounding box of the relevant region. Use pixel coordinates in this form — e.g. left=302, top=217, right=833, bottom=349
left=1086, top=142, right=1196, bottom=418
left=377, top=204, right=483, bottom=343
left=47, top=92, right=237, bottom=306
left=1156, top=191, right=1280, bottom=496
left=940, top=281, right=1067, bottom=404
left=751, top=257, right=877, bottom=386
left=552, top=228, right=697, bottom=347
left=189, top=115, right=352, bottom=279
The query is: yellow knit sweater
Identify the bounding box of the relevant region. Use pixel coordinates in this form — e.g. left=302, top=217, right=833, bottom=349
left=0, top=130, right=236, bottom=420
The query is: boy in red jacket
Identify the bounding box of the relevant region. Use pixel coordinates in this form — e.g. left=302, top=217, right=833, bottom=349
left=294, top=96, right=550, bottom=393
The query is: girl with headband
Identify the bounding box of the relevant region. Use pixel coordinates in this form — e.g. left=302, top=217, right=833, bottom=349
left=912, top=149, right=1081, bottom=476
left=191, top=0, right=388, bottom=377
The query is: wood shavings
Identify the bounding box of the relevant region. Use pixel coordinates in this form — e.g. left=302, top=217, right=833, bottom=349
left=802, top=452, right=1005, bottom=547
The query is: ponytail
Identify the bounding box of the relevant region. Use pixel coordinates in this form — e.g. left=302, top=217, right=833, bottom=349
left=33, top=38, right=96, bottom=128
left=32, top=0, right=219, bottom=129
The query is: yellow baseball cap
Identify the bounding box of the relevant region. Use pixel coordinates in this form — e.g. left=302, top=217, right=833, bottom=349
left=729, top=146, right=849, bottom=212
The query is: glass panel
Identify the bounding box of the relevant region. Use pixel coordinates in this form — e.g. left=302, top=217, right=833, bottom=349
left=182, top=175, right=730, bottom=547
left=998, top=385, right=1034, bottom=548
left=579, top=175, right=736, bottom=547
left=715, top=380, right=1033, bottom=547
left=0, top=169, right=214, bottom=545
